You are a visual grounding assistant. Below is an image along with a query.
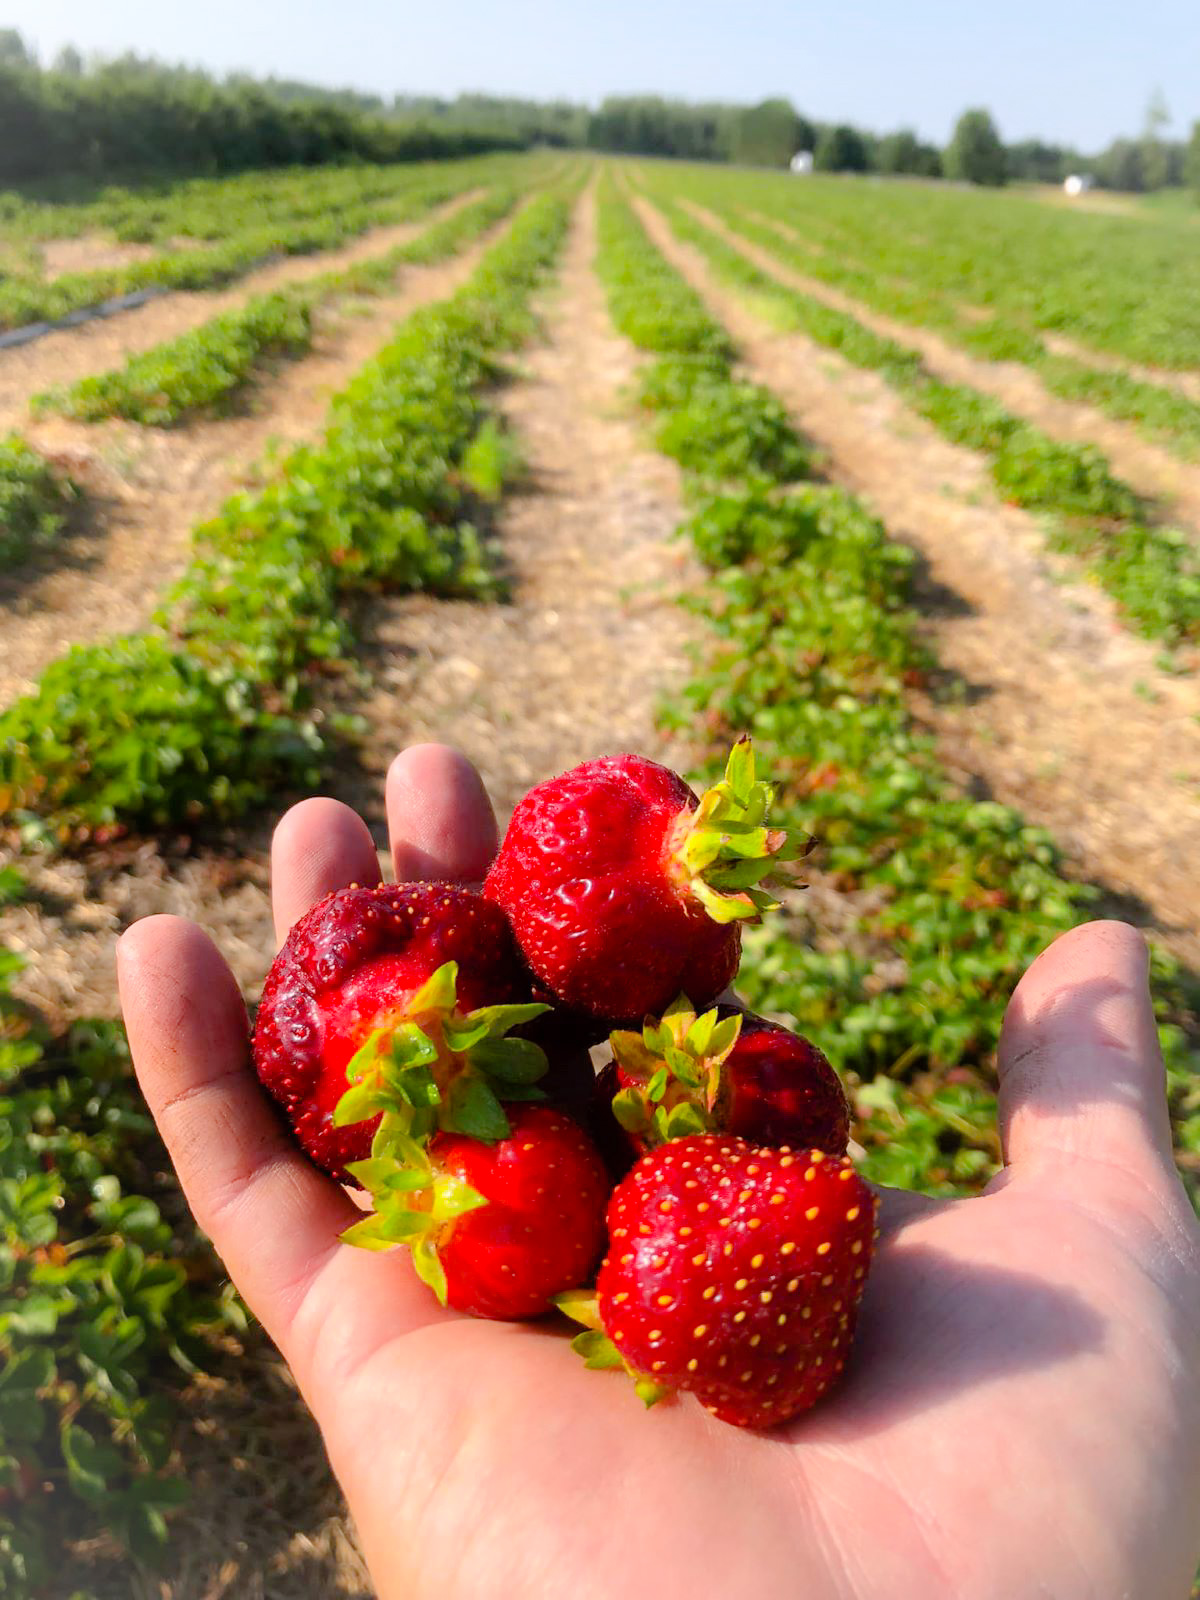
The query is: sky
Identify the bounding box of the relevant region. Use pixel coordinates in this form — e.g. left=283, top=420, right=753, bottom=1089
left=6, top=0, right=1198, bottom=151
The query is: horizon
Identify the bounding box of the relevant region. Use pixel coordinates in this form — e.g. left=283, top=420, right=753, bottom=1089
left=6, top=0, right=1197, bottom=153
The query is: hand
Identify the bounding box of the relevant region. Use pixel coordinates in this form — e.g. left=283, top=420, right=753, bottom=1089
left=118, top=744, right=1200, bottom=1600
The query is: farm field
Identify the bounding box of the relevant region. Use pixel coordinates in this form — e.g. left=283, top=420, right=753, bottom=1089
left=0, top=153, right=1198, bottom=1596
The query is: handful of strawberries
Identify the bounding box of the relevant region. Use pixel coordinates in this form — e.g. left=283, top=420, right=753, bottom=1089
left=253, top=739, right=877, bottom=1429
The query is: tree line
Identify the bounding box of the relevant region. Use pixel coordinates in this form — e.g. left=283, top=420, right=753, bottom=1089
left=0, top=31, right=1196, bottom=197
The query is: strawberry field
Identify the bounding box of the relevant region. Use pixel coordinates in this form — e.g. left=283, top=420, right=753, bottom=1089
left=0, top=152, right=1198, bottom=1595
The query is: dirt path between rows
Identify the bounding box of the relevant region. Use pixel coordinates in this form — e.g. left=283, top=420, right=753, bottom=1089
left=0, top=188, right=485, bottom=432
left=633, top=193, right=1200, bottom=969
left=18, top=183, right=697, bottom=1600
left=333, top=184, right=696, bottom=834
left=688, top=201, right=1200, bottom=533
left=0, top=205, right=511, bottom=710
left=1042, top=331, right=1200, bottom=407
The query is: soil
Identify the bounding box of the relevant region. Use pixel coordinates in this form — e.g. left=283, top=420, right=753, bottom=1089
left=683, top=200, right=1200, bottom=533
left=0, top=201, right=506, bottom=711
left=40, top=233, right=168, bottom=277
left=633, top=193, right=1200, bottom=970
left=0, top=189, right=485, bottom=433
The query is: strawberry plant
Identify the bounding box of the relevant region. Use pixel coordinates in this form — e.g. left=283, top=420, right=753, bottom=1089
left=0, top=437, right=79, bottom=569
left=594, top=184, right=1200, bottom=1209
left=0, top=192, right=570, bottom=840
left=0, top=902, right=231, bottom=1591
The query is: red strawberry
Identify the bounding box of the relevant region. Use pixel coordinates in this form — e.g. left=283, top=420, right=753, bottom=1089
left=603, top=998, right=850, bottom=1157
left=484, top=738, right=799, bottom=1024
left=560, top=1135, right=876, bottom=1428
left=253, top=883, right=546, bottom=1178
left=342, top=1106, right=611, bottom=1320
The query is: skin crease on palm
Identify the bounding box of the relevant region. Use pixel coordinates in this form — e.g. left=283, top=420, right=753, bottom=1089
left=116, top=743, right=1200, bottom=1600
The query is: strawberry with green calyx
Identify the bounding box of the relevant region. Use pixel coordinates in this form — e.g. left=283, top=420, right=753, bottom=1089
left=558, top=1135, right=877, bottom=1429
left=343, top=1106, right=612, bottom=1320
left=253, top=882, right=540, bottom=1179
left=332, top=958, right=550, bottom=1151
left=604, top=997, right=850, bottom=1158
left=484, top=737, right=805, bottom=1024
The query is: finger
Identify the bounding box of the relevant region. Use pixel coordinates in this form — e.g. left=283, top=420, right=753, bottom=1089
left=996, top=920, right=1173, bottom=1182
left=272, top=796, right=381, bottom=945
left=119, top=916, right=454, bottom=1390
left=386, top=743, right=498, bottom=883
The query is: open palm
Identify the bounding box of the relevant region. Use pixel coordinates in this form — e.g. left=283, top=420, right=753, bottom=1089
left=118, top=744, right=1200, bottom=1600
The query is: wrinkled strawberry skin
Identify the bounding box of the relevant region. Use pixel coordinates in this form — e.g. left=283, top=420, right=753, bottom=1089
left=253, top=883, right=530, bottom=1178
left=484, top=755, right=739, bottom=1023
left=721, top=1014, right=851, bottom=1155
left=433, top=1106, right=611, bottom=1319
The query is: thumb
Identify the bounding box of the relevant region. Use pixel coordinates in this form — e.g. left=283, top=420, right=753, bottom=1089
left=996, top=920, right=1174, bottom=1184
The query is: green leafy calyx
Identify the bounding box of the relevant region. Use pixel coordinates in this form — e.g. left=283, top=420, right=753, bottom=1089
left=554, top=1291, right=671, bottom=1408
left=609, top=994, right=742, bottom=1147
left=669, top=736, right=803, bottom=924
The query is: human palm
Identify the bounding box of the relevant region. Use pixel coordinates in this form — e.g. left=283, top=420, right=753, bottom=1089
left=118, top=744, right=1200, bottom=1599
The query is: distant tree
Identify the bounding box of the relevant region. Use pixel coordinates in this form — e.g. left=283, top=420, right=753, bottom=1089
left=876, top=128, right=942, bottom=177
left=944, top=108, right=1006, bottom=185
left=0, top=29, right=33, bottom=68
left=53, top=45, right=85, bottom=77
left=1187, top=121, right=1200, bottom=198
left=1140, top=88, right=1172, bottom=190
left=814, top=123, right=868, bottom=173
left=1005, top=139, right=1075, bottom=184
left=730, top=98, right=805, bottom=167
left=1093, top=136, right=1145, bottom=192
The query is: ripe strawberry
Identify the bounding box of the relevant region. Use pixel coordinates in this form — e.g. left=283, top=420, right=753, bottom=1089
left=603, top=997, right=850, bottom=1157
left=484, top=738, right=799, bottom=1025
left=253, top=883, right=546, bottom=1179
left=342, top=1106, right=611, bottom=1320
left=559, top=1135, right=876, bottom=1428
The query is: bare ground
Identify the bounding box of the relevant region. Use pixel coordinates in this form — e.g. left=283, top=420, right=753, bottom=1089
left=0, top=205, right=507, bottom=710
left=633, top=193, right=1200, bottom=970
left=21, top=185, right=699, bottom=1598
left=0, top=189, right=485, bottom=433
left=687, top=200, right=1200, bottom=534
left=1041, top=331, right=1200, bottom=408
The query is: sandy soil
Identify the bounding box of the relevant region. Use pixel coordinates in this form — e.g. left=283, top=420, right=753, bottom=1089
left=40, top=233, right=169, bottom=277
left=0, top=189, right=485, bottom=432
left=22, top=186, right=701, bottom=1599
left=1041, top=331, right=1200, bottom=407
left=687, top=201, right=1200, bottom=533
left=0, top=204, right=508, bottom=711
left=634, top=193, right=1200, bottom=970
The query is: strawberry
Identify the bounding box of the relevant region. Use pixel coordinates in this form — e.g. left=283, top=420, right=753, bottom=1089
left=559, top=1135, right=876, bottom=1428
left=253, top=883, right=547, bottom=1179
left=603, top=997, right=850, bottom=1157
left=341, top=1106, right=611, bottom=1320
left=484, top=738, right=799, bottom=1025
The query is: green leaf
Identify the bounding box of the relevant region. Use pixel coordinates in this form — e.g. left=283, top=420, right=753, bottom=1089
left=429, top=1177, right=487, bottom=1224
left=411, top=1238, right=448, bottom=1305
left=612, top=1087, right=650, bottom=1133
left=444, top=1076, right=511, bottom=1142
left=470, top=1035, right=547, bottom=1084
left=407, top=960, right=459, bottom=1017
left=571, top=1329, right=625, bottom=1370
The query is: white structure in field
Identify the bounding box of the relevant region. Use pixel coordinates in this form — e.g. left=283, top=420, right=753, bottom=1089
left=1063, top=173, right=1095, bottom=196
left=790, top=150, right=814, bottom=174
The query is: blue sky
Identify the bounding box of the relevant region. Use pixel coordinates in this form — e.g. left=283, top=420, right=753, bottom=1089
left=8, top=0, right=1198, bottom=151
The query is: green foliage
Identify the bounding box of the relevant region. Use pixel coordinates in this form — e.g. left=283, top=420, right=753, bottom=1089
left=34, top=184, right=523, bottom=429
left=36, top=291, right=313, bottom=425
left=944, top=108, right=1007, bottom=186
left=0, top=946, right=232, bottom=1590
left=650, top=190, right=1200, bottom=649
left=0, top=437, right=78, bottom=567
left=0, top=193, right=570, bottom=839
left=655, top=381, right=810, bottom=481
left=729, top=99, right=807, bottom=169
left=593, top=183, right=1199, bottom=1210
left=814, top=124, right=869, bottom=174
left=461, top=417, right=524, bottom=501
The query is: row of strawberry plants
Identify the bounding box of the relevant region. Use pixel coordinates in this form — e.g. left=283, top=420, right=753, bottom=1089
left=0, top=436, right=79, bottom=568
left=647, top=163, right=1200, bottom=372
left=0, top=867, right=234, bottom=1591
left=723, top=202, right=1200, bottom=464
left=0, top=157, right=503, bottom=333
left=0, top=190, right=571, bottom=844
left=593, top=183, right=1199, bottom=1204
left=32, top=186, right=519, bottom=428
left=644, top=191, right=1200, bottom=655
